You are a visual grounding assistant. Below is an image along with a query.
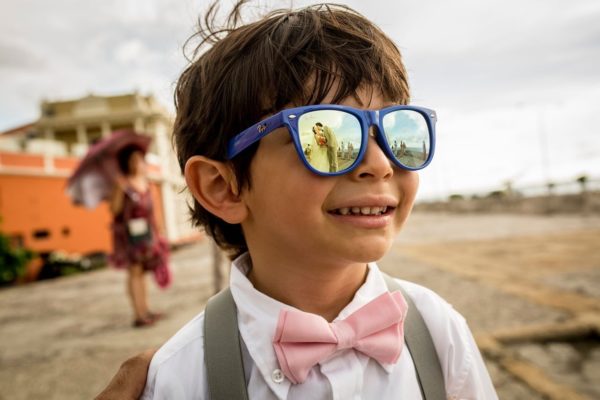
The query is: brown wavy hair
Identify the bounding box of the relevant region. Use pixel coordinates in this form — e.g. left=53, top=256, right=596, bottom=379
left=174, top=0, right=411, bottom=259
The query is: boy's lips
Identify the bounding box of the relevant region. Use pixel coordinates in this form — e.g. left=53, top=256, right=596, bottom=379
left=326, top=195, right=398, bottom=214
left=326, top=196, right=398, bottom=227
left=329, top=205, right=395, bottom=216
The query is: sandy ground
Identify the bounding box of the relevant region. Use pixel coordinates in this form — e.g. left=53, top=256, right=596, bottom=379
left=0, top=212, right=599, bottom=399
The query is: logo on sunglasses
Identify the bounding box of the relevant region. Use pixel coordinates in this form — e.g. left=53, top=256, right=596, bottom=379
left=257, top=123, right=267, bottom=133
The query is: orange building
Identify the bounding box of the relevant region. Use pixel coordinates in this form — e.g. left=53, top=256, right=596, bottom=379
left=0, top=92, right=200, bottom=261
left=0, top=152, right=165, bottom=256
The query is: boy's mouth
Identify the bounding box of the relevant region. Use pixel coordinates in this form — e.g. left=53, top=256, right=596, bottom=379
left=329, top=206, right=395, bottom=216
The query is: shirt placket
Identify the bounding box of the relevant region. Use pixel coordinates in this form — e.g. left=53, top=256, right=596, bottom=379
left=319, top=350, right=364, bottom=400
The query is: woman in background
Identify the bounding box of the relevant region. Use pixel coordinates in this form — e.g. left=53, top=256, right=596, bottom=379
left=110, top=145, right=166, bottom=328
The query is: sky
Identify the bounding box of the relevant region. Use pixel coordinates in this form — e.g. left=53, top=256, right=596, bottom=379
left=1, top=0, right=599, bottom=200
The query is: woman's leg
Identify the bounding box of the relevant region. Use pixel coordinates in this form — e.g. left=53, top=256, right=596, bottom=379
left=127, top=264, right=149, bottom=321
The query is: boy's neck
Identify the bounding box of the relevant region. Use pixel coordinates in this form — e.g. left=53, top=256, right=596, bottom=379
left=246, top=253, right=369, bottom=322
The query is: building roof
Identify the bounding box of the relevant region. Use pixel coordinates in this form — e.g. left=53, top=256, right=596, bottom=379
left=0, top=123, right=37, bottom=137
left=39, top=92, right=170, bottom=121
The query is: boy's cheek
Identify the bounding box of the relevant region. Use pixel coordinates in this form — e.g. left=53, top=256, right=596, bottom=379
left=400, top=171, right=419, bottom=201
left=396, top=171, right=419, bottom=220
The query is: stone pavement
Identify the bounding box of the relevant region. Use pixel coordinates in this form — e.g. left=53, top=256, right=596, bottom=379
left=390, top=213, right=600, bottom=400
left=0, top=212, right=598, bottom=399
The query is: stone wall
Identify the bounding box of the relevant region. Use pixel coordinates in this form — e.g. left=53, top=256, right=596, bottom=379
left=414, top=191, right=600, bottom=215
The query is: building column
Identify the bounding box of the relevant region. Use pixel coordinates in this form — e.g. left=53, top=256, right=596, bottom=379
left=76, top=124, right=88, bottom=144
left=134, top=117, right=144, bottom=133
left=101, top=121, right=111, bottom=138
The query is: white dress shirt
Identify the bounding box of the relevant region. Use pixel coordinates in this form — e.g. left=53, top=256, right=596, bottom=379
left=142, top=253, right=498, bottom=400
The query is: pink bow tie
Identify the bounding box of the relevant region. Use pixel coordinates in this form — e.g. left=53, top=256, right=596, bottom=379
left=273, top=291, right=408, bottom=384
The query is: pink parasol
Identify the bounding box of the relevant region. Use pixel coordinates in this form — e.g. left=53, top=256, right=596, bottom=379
left=67, top=130, right=152, bottom=209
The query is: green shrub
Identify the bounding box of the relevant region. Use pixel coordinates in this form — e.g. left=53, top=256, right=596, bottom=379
left=0, top=232, right=34, bottom=285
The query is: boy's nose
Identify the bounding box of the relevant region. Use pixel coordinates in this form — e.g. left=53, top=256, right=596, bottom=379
left=349, top=131, right=393, bottom=181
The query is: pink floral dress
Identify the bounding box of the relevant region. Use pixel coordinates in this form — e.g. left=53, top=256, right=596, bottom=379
left=109, top=187, right=169, bottom=277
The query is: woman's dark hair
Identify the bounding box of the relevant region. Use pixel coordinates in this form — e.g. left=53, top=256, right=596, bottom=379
left=116, top=145, right=144, bottom=175
left=174, top=0, right=410, bottom=259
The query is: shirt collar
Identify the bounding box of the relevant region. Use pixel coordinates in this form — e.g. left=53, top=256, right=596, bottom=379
left=229, top=253, right=398, bottom=396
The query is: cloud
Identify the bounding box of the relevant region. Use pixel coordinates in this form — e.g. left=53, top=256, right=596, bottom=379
left=0, top=0, right=198, bottom=128
left=384, top=0, right=600, bottom=110
left=0, top=40, right=46, bottom=70
left=114, top=39, right=147, bottom=65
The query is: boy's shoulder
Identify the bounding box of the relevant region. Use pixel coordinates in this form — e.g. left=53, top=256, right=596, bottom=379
left=141, top=311, right=208, bottom=399
left=394, top=277, right=463, bottom=317
left=394, top=277, right=497, bottom=398
left=392, top=277, right=469, bottom=347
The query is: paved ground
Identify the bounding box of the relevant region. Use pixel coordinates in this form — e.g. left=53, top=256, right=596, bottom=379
left=0, top=212, right=598, bottom=399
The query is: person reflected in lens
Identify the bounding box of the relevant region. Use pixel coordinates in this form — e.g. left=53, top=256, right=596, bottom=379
left=322, top=125, right=339, bottom=172
left=401, top=140, right=414, bottom=166
left=310, top=122, right=330, bottom=171
left=313, top=122, right=326, bottom=145
left=303, top=143, right=312, bottom=162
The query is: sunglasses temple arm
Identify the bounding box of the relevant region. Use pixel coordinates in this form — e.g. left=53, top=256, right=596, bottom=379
left=226, top=113, right=285, bottom=159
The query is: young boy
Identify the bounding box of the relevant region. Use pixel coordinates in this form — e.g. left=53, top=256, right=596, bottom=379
left=108, top=2, right=498, bottom=399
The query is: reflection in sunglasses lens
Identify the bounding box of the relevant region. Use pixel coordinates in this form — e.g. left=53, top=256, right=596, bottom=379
left=382, top=110, right=430, bottom=168
left=298, top=110, right=362, bottom=173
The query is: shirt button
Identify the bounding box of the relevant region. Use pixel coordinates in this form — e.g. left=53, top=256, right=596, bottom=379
left=271, top=369, right=284, bottom=383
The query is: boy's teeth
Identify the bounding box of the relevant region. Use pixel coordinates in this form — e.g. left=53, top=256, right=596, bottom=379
left=336, top=206, right=389, bottom=215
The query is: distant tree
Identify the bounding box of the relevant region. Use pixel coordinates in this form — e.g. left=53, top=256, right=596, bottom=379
left=576, top=175, right=588, bottom=193
left=486, top=190, right=505, bottom=199
left=448, top=194, right=464, bottom=201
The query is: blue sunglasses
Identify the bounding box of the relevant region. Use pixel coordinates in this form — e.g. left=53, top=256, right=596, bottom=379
left=227, top=104, right=437, bottom=176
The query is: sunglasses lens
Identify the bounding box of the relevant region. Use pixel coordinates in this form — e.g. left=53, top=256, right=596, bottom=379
left=298, top=110, right=361, bottom=173
left=383, top=110, right=430, bottom=169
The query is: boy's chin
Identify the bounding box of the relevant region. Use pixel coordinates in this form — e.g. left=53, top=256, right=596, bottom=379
left=340, top=239, right=392, bottom=264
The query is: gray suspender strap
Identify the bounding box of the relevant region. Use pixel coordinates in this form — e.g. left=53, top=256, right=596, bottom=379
left=204, top=275, right=445, bottom=400
left=382, top=273, right=446, bottom=400
left=204, top=288, right=249, bottom=400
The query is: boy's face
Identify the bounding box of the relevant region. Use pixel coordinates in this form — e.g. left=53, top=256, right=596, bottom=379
left=240, top=85, right=419, bottom=266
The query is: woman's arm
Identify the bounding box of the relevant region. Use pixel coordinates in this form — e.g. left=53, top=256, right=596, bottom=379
left=110, top=186, right=125, bottom=215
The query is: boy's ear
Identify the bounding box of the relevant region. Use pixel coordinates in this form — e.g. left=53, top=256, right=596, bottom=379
left=184, top=156, right=247, bottom=224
